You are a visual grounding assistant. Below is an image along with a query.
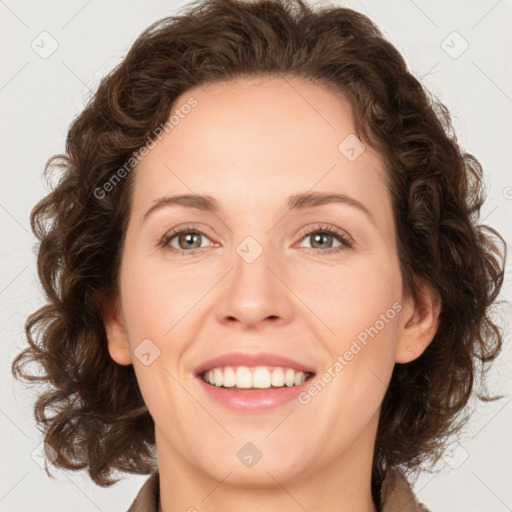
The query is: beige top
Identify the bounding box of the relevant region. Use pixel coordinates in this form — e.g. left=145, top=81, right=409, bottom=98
left=127, top=468, right=430, bottom=511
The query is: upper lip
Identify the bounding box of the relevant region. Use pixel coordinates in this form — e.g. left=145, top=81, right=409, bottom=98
left=194, top=352, right=317, bottom=376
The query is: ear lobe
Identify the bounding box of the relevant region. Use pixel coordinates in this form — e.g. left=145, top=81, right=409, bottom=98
left=395, top=276, right=441, bottom=364
left=102, top=297, right=133, bottom=366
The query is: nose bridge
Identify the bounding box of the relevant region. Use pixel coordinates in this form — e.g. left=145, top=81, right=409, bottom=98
left=215, top=230, right=292, bottom=326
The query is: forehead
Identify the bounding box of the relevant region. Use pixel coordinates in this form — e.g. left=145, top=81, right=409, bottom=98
left=131, top=75, right=390, bottom=229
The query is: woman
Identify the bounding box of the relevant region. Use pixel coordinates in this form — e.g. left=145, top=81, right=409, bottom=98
left=12, top=0, right=506, bottom=510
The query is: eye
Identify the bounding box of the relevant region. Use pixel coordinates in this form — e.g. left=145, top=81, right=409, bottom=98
left=159, top=223, right=353, bottom=256
left=160, top=224, right=215, bottom=255
left=296, top=224, right=353, bottom=255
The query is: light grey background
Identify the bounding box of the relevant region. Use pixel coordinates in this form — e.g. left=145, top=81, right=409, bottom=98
left=1, top=0, right=511, bottom=511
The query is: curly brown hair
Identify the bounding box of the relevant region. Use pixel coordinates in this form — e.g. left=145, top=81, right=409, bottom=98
left=12, top=0, right=506, bottom=503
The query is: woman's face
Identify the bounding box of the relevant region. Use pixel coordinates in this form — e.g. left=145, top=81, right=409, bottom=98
left=105, top=75, right=421, bottom=488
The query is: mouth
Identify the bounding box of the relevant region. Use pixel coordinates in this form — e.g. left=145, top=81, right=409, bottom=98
left=198, top=365, right=316, bottom=392
left=193, top=351, right=317, bottom=410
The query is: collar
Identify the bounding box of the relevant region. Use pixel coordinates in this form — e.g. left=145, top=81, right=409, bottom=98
left=127, top=467, right=430, bottom=512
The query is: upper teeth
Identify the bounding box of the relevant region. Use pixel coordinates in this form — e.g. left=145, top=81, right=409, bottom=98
left=202, top=366, right=310, bottom=389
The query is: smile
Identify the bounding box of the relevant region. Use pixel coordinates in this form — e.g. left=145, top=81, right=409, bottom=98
left=201, top=365, right=315, bottom=390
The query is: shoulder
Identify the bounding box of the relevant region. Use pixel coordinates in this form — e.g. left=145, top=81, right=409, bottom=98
left=126, top=473, right=159, bottom=512
left=381, top=467, right=430, bottom=512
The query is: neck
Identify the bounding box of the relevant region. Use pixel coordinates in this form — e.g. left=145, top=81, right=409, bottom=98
left=155, top=421, right=379, bottom=512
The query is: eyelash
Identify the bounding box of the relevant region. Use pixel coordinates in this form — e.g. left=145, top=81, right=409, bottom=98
left=159, top=223, right=353, bottom=256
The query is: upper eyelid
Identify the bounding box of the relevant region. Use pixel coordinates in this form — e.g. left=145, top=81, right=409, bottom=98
left=295, top=223, right=352, bottom=242
left=164, top=223, right=347, bottom=238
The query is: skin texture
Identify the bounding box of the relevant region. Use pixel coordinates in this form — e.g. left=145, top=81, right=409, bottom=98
left=104, top=75, right=440, bottom=512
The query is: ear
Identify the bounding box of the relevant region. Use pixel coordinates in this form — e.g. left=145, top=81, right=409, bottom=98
left=395, top=275, right=441, bottom=364
left=102, top=296, right=133, bottom=366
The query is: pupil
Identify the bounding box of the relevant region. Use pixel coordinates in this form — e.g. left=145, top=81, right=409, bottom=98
left=312, top=233, right=332, bottom=249
left=181, top=233, right=200, bottom=249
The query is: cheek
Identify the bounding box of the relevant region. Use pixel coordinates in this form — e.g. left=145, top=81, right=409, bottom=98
left=301, top=271, right=401, bottom=438
left=117, top=259, right=197, bottom=423
left=119, top=257, right=210, bottom=342
left=296, top=255, right=402, bottom=398
left=297, top=255, right=402, bottom=343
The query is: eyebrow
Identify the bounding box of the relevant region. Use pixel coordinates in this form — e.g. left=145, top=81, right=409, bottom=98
left=141, top=191, right=375, bottom=224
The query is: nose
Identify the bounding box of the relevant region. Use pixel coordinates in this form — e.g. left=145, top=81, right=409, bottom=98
left=214, top=239, right=294, bottom=329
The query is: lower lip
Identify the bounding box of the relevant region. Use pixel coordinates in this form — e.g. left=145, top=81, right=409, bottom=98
left=195, top=375, right=314, bottom=412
